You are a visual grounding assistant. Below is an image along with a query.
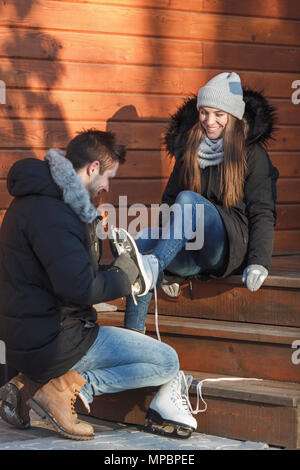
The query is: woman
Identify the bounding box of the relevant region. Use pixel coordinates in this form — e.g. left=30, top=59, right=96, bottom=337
left=117, top=72, right=279, bottom=334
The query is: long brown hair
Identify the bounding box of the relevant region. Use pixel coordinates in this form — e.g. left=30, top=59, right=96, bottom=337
left=179, top=114, right=247, bottom=208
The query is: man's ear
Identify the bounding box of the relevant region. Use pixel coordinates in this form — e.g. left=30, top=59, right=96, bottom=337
left=87, top=160, right=100, bottom=176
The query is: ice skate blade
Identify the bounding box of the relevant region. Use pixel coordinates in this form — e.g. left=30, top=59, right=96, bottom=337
left=143, top=408, right=194, bottom=439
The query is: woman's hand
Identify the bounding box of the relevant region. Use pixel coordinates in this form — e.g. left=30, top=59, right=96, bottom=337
left=242, top=264, right=268, bottom=292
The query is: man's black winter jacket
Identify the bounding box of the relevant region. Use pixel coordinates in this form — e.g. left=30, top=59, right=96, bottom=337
left=0, top=153, right=131, bottom=382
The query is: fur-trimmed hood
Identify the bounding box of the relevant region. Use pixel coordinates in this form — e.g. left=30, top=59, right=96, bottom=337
left=164, top=89, right=277, bottom=159
left=7, top=149, right=99, bottom=224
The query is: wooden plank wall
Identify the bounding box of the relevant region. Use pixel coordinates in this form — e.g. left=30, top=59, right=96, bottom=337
left=0, top=0, right=299, bottom=254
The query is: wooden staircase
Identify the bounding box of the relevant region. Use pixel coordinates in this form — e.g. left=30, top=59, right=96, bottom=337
left=77, top=255, right=300, bottom=449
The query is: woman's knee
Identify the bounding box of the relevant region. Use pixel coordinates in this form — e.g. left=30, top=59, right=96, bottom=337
left=134, top=227, right=157, bottom=253
left=175, top=190, right=206, bottom=206
left=159, top=342, right=180, bottom=379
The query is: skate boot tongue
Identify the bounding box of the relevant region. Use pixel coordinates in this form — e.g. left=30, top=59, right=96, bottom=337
left=181, top=374, right=193, bottom=394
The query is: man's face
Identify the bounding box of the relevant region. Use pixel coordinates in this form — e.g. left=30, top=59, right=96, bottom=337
left=86, top=161, right=119, bottom=207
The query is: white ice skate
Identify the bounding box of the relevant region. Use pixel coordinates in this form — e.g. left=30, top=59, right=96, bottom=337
left=144, top=371, right=197, bottom=439
left=145, top=371, right=265, bottom=439
left=109, top=226, right=161, bottom=339
left=109, top=226, right=159, bottom=298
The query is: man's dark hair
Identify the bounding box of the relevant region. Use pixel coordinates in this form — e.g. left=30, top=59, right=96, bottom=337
left=65, top=129, right=126, bottom=173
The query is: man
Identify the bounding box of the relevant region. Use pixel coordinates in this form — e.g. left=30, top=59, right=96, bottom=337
left=0, top=130, right=199, bottom=441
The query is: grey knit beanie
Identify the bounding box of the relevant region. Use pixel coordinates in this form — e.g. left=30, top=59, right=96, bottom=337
left=197, top=72, right=245, bottom=120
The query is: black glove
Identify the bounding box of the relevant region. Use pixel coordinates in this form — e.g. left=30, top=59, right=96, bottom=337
left=111, top=253, right=139, bottom=285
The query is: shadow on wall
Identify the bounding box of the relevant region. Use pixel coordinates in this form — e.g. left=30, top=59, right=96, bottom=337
left=106, top=105, right=140, bottom=150
left=104, top=105, right=157, bottom=232
left=0, top=0, right=72, bottom=382
left=98, top=104, right=171, bottom=258
left=0, top=0, right=70, bottom=159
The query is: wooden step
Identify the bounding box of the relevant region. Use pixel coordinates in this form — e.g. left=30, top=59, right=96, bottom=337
left=76, top=371, right=300, bottom=449
left=189, top=371, right=300, bottom=407
left=96, top=312, right=300, bottom=382
left=90, top=254, right=300, bottom=448
left=104, top=255, right=300, bottom=327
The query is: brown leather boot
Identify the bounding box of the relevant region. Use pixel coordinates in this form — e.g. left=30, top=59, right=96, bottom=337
left=27, top=370, right=94, bottom=440
left=0, top=373, right=42, bottom=429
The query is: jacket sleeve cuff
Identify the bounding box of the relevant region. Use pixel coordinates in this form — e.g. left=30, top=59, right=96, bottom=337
left=77, top=267, right=132, bottom=305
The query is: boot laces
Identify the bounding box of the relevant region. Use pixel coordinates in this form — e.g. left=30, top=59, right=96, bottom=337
left=70, top=387, right=80, bottom=416
left=169, top=371, right=192, bottom=415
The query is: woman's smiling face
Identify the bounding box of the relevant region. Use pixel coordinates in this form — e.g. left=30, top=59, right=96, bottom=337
left=199, top=107, right=228, bottom=139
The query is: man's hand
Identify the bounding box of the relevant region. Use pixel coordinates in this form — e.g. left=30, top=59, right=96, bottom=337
left=112, top=253, right=138, bottom=285
left=242, top=264, right=268, bottom=292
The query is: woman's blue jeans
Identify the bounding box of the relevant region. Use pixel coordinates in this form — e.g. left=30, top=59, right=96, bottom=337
left=125, top=191, right=228, bottom=332
left=72, top=326, right=179, bottom=404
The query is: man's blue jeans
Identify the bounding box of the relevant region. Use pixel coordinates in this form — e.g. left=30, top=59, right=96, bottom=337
left=125, top=191, right=228, bottom=332
left=72, top=326, right=179, bottom=404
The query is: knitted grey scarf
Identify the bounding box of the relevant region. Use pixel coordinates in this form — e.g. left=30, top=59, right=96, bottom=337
left=44, top=148, right=100, bottom=224
left=198, top=137, right=224, bottom=169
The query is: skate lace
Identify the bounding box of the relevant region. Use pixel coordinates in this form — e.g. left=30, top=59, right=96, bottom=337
left=111, top=226, right=160, bottom=338
left=131, top=282, right=139, bottom=306
left=170, top=371, right=192, bottom=415
left=148, top=257, right=160, bottom=342
left=187, top=377, right=263, bottom=415
left=171, top=373, right=263, bottom=416
left=153, top=279, right=160, bottom=342
left=131, top=256, right=161, bottom=341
